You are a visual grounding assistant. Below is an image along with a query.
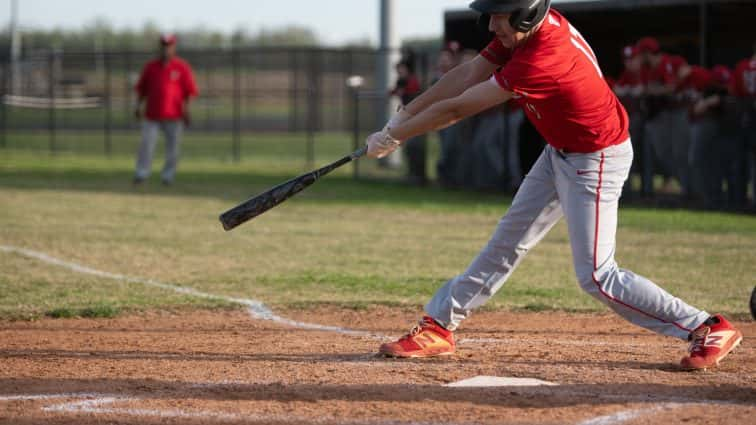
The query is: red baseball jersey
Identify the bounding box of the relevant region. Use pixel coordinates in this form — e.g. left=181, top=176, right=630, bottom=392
left=135, top=57, right=198, bottom=121
left=646, top=54, right=677, bottom=86
left=679, top=66, right=712, bottom=93
left=732, top=58, right=756, bottom=98
left=615, top=69, right=644, bottom=89
left=481, top=10, right=629, bottom=153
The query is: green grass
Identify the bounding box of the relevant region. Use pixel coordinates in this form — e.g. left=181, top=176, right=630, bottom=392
left=1, top=147, right=755, bottom=321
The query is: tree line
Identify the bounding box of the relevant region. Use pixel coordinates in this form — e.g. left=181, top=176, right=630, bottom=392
left=0, top=17, right=339, bottom=54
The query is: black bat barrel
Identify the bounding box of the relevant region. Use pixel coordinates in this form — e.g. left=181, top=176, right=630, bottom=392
left=219, top=146, right=367, bottom=231
left=219, top=172, right=317, bottom=231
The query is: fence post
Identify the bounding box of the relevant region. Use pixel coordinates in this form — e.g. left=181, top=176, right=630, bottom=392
left=232, top=47, right=241, bottom=163
left=351, top=87, right=360, bottom=179
left=290, top=50, right=298, bottom=133
left=48, top=50, right=56, bottom=154
left=124, top=50, right=132, bottom=130
left=0, top=58, right=7, bottom=149
left=305, top=50, right=317, bottom=168
left=104, top=52, right=112, bottom=157
left=203, top=53, right=212, bottom=132
left=343, top=50, right=353, bottom=134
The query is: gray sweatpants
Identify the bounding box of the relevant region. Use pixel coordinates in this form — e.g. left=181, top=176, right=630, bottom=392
left=134, top=120, right=183, bottom=182
left=426, top=140, right=708, bottom=340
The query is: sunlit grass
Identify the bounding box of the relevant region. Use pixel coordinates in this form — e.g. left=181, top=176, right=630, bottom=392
left=1, top=149, right=754, bottom=320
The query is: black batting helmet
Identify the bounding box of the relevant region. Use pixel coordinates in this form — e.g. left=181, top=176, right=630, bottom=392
left=470, top=0, right=552, bottom=33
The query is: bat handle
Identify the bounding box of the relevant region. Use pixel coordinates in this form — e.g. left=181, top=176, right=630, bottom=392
left=351, top=145, right=368, bottom=160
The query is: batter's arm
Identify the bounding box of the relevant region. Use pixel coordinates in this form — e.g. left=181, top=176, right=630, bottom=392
left=402, top=55, right=500, bottom=117
left=390, top=78, right=513, bottom=142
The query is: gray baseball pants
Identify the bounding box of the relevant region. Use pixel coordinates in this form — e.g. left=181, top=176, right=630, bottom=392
left=134, top=120, right=183, bottom=182
left=426, top=139, right=709, bottom=340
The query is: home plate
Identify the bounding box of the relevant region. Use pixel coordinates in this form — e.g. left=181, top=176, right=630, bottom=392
left=445, top=376, right=558, bottom=387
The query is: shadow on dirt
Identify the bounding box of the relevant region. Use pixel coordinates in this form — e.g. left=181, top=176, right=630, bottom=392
left=2, top=378, right=755, bottom=407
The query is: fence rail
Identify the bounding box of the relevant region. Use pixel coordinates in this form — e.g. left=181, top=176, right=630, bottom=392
left=0, top=47, right=432, bottom=165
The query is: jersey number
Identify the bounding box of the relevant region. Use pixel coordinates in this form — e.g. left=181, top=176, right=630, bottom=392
left=568, top=23, right=602, bottom=78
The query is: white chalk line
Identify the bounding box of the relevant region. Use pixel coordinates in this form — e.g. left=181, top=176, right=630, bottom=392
left=2, top=391, right=747, bottom=425
left=576, top=403, right=682, bottom=425
left=2, top=392, right=473, bottom=425
left=1, top=246, right=749, bottom=425
left=0, top=245, right=377, bottom=339
left=575, top=395, right=754, bottom=425
left=1, top=244, right=671, bottom=350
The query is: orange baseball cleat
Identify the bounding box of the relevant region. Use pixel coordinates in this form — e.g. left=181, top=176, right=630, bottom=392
left=379, top=316, right=455, bottom=358
left=680, top=314, right=743, bottom=370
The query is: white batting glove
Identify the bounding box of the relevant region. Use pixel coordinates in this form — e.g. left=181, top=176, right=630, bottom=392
left=366, top=129, right=401, bottom=159
left=383, top=107, right=413, bottom=132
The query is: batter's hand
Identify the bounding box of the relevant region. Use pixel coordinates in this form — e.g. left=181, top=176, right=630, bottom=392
left=366, top=130, right=401, bottom=159
left=383, top=107, right=413, bottom=132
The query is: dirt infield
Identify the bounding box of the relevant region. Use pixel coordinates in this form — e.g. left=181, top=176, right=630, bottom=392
left=1, top=307, right=754, bottom=425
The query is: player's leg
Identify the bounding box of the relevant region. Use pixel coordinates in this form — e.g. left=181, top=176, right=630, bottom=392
left=160, top=120, right=183, bottom=184
left=134, top=120, right=159, bottom=183
left=556, top=139, right=741, bottom=369
left=380, top=148, right=563, bottom=358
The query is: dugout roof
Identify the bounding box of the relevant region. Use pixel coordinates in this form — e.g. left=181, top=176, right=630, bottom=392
left=444, top=0, right=756, bottom=77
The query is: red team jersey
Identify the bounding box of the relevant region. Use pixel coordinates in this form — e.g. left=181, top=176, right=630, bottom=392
left=679, top=66, right=712, bottom=93
left=136, top=57, right=198, bottom=121
left=647, top=54, right=680, bottom=86
left=732, top=58, right=756, bottom=98
left=481, top=10, right=629, bottom=153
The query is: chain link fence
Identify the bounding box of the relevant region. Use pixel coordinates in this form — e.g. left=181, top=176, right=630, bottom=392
left=0, top=47, right=433, bottom=177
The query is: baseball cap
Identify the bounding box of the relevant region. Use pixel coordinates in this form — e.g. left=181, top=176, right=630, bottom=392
left=160, top=33, right=177, bottom=46
left=636, top=37, right=660, bottom=54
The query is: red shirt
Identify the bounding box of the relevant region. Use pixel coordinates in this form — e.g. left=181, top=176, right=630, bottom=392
left=481, top=10, right=629, bottom=153
left=679, top=66, right=712, bottom=93
left=392, top=75, right=421, bottom=105
left=135, top=57, right=198, bottom=120
left=732, top=58, right=756, bottom=98
left=615, top=69, right=644, bottom=89
left=647, top=54, right=677, bottom=86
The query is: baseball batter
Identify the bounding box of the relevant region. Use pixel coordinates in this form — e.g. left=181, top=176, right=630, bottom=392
left=365, top=0, right=742, bottom=370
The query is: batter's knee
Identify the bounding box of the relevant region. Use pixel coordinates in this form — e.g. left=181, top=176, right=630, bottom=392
left=575, top=263, right=620, bottom=299
left=575, top=270, right=599, bottom=294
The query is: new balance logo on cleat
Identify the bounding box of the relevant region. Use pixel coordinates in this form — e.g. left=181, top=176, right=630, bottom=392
left=680, top=315, right=743, bottom=370
left=702, top=332, right=733, bottom=348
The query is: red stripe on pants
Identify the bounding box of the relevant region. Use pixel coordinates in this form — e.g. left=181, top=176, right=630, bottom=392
left=589, top=152, right=692, bottom=333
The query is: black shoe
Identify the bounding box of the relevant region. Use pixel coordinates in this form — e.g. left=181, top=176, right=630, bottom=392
left=133, top=177, right=145, bottom=185
left=161, top=179, right=173, bottom=186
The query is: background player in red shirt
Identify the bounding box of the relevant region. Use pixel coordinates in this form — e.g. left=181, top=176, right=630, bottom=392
left=732, top=41, right=756, bottom=207
left=133, top=34, right=198, bottom=185
left=365, top=0, right=742, bottom=370
left=390, top=60, right=427, bottom=185
left=614, top=45, right=651, bottom=197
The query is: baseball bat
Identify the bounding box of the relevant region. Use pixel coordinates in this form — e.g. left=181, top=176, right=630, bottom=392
left=219, top=146, right=368, bottom=231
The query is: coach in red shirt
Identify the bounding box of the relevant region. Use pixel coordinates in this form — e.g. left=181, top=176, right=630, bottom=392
left=133, top=33, right=198, bottom=185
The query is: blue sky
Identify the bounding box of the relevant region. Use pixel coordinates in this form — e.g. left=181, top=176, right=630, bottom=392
left=5, top=0, right=580, bottom=45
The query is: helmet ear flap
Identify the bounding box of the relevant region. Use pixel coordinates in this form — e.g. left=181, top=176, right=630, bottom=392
left=509, top=7, right=540, bottom=32
left=476, top=13, right=491, bottom=34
